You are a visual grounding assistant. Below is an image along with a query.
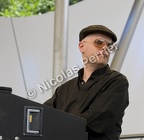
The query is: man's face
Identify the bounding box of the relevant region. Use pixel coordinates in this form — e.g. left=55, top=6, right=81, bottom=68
left=79, top=33, right=113, bottom=67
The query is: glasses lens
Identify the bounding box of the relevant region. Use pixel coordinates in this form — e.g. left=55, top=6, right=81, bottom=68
left=94, top=39, right=105, bottom=48
left=107, top=44, right=118, bottom=53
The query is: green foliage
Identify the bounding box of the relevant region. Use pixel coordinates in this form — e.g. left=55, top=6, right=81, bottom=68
left=69, top=0, right=83, bottom=5
left=0, top=0, right=83, bottom=17
left=0, top=0, right=55, bottom=17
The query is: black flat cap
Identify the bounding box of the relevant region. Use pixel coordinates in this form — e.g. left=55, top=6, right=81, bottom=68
left=79, top=25, right=117, bottom=42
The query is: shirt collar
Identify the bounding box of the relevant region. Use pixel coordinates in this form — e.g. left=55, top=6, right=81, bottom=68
left=78, top=64, right=110, bottom=81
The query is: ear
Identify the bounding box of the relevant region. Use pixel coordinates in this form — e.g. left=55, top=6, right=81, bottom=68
left=78, top=41, right=84, bottom=53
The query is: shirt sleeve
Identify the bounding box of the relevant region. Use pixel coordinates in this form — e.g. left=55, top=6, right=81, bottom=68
left=43, top=88, right=58, bottom=108
left=80, top=77, right=129, bottom=134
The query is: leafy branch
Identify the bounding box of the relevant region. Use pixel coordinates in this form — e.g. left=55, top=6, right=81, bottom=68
left=0, top=0, right=83, bottom=17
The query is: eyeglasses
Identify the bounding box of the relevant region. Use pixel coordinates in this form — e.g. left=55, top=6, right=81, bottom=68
left=82, top=39, right=117, bottom=53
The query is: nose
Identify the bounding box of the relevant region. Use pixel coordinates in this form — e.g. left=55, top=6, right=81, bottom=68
left=101, top=44, right=108, bottom=51
left=101, top=47, right=109, bottom=56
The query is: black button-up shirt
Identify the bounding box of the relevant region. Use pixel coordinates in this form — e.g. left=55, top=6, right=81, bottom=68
left=44, top=64, right=129, bottom=140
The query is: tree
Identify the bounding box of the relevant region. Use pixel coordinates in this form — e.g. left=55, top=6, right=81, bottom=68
left=0, top=0, right=55, bottom=17
left=0, top=0, right=83, bottom=17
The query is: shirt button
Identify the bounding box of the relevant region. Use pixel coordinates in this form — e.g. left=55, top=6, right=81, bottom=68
left=81, top=81, right=84, bottom=84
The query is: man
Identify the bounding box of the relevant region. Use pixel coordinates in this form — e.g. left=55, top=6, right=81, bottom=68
left=44, top=25, right=129, bottom=140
